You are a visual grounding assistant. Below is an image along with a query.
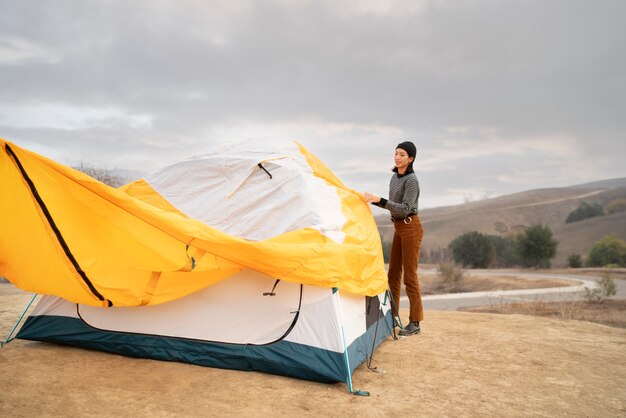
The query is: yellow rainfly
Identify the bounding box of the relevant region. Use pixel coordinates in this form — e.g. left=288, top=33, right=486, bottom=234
left=0, top=139, right=387, bottom=307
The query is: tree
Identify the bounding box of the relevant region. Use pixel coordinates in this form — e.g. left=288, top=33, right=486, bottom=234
left=565, top=202, right=604, bottom=223
left=567, top=254, right=583, bottom=268
left=488, top=235, right=520, bottom=267
left=449, top=231, right=494, bottom=268
left=586, top=234, right=626, bottom=267
left=516, top=225, right=558, bottom=268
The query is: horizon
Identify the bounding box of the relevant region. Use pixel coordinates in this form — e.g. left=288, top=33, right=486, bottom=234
left=97, top=156, right=623, bottom=211
left=5, top=132, right=626, bottom=211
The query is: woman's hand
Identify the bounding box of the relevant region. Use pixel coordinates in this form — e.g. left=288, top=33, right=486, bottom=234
left=364, top=192, right=381, bottom=204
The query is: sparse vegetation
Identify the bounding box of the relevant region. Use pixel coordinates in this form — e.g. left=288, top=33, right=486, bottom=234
left=583, top=273, right=617, bottom=303
left=465, top=297, right=626, bottom=328
left=73, top=161, right=125, bottom=187
left=516, top=225, right=558, bottom=268
left=565, top=201, right=604, bottom=223
left=421, top=271, right=573, bottom=295
left=421, top=247, right=452, bottom=264
left=586, top=234, right=626, bottom=267
left=606, top=198, right=626, bottom=214
left=436, top=262, right=464, bottom=293
left=567, top=254, right=583, bottom=268
left=556, top=299, right=586, bottom=321
left=449, top=231, right=494, bottom=268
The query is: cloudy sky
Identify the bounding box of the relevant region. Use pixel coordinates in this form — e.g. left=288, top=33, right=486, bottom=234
left=1, top=0, right=624, bottom=209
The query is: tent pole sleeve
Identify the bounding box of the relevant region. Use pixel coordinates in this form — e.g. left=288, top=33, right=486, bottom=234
left=2, top=293, right=38, bottom=346
left=3, top=144, right=111, bottom=307
left=334, top=288, right=370, bottom=396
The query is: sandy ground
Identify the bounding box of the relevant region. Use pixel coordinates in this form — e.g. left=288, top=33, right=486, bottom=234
left=1, top=283, right=625, bottom=417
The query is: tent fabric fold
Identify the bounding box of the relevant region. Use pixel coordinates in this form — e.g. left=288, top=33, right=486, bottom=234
left=1, top=138, right=387, bottom=307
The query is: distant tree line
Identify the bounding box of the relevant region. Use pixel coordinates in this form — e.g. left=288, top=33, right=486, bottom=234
left=606, top=199, right=626, bottom=215
left=420, top=247, right=452, bottom=264
left=568, top=234, right=626, bottom=268
left=565, top=199, right=626, bottom=224
left=380, top=198, right=626, bottom=267
left=381, top=238, right=451, bottom=264
left=448, top=225, right=557, bottom=269
left=437, top=228, right=626, bottom=269
left=566, top=202, right=604, bottom=223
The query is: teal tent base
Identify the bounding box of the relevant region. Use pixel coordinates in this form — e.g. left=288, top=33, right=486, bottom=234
left=16, top=310, right=392, bottom=384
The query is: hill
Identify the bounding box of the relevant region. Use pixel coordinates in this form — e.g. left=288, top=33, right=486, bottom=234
left=375, top=178, right=626, bottom=267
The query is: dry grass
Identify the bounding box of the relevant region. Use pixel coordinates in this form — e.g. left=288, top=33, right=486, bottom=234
left=462, top=298, right=626, bottom=329
left=538, top=267, right=626, bottom=281
left=420, top=272, right=575, bottom=295
left=421, top=267, right=626, bottom=328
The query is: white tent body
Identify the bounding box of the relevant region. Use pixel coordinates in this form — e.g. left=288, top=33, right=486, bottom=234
left=143, top=139, right=347, bottom=243
left=20, top=274, right=392, bottom=382
left=16, top=140, right=393, bottom=383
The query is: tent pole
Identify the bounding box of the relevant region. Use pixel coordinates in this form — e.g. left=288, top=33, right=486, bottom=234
left=2, top=293, right=38, bottom=347
left=334, top=288, right=369, bottom=397
left=366, top=297, right=383, bottom=371
left=385, top=289, right=401, bottom=339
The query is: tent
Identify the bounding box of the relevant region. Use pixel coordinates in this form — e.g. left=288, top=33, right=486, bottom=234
left=1, top=138, right=393, bottom=389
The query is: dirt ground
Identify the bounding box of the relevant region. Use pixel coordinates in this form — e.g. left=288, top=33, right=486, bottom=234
left=1, top=283, right=625, bottom=417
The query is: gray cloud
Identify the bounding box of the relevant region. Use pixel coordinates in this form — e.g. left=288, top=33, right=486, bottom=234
left=1, top=0, right=624, bottom=208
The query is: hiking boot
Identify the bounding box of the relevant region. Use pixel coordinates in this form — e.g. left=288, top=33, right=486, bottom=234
left=399, top=321, right=420, bottom=336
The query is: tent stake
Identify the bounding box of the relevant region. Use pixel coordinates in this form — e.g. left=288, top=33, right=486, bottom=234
left=2, top=293, right=38, bottom=347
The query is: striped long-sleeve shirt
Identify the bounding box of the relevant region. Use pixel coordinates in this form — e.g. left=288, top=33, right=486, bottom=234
left=375, top=172, right=420, bottom=218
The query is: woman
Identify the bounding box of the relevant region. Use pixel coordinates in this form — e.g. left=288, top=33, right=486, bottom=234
left=364, top=141, right=423, bottom=336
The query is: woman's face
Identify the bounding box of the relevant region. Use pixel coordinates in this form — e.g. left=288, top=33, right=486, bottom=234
left=394, top=148, right=414, bottom=171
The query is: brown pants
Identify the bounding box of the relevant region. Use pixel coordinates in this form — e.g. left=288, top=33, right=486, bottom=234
left=388, top=214, right=424, bottom=322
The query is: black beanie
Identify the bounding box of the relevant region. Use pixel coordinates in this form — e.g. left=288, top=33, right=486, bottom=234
left=396, top=141, right=417, bottom=158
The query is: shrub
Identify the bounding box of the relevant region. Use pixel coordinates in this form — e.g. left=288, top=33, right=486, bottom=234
left=449, top=231, right=495, bottom=268
left=437, top=262, right=464, bottom=292
left=606, top=198, right=626, bottom=215
left=586, top=234, right=626, bottom=267
left=516, top=225, right=558, bottom=268
left=583, top=273, right=617, bottom=303
left=565, top=202, right=604, bottom=223
left=567, top=254, right=583, bottom=268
